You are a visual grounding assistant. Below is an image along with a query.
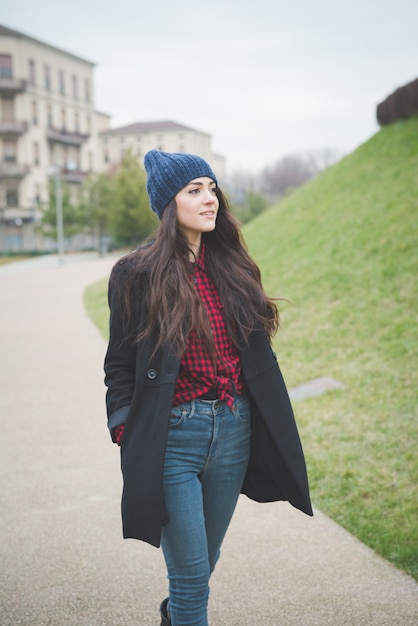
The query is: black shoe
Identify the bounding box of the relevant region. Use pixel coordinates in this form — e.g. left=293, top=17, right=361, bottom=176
left=160, top=597, right=171, bottom=625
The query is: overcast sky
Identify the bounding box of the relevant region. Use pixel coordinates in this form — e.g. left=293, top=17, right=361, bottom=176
left=2, top=0, right=418, bottom=172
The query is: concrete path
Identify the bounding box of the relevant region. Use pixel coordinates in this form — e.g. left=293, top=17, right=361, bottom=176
left=0, top=253, right=417, bottom=626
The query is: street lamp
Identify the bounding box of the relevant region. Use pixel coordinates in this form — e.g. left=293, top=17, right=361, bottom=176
left=47, top=165, right=64, bottom=264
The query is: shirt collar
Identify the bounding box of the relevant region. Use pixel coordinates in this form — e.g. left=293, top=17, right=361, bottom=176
left=195, top=239, right=206, bottom=272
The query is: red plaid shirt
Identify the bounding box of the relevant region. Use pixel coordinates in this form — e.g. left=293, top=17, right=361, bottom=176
left=173, top=241, right=244, bottom=409
left=114, top=242, right=244, bottom=444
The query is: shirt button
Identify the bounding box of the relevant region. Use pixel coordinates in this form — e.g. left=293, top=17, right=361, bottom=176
left=147, top=369, right=157, bottom=380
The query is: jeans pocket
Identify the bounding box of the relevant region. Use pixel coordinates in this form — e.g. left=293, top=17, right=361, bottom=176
left=234, top=396, right=251, bottom=423
left=169, top=404, right=191, bottom=428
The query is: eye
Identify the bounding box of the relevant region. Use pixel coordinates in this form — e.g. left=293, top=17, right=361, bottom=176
left=210, top=186, right=217, bottom=194
left=188, top=188, right=200, bottom=194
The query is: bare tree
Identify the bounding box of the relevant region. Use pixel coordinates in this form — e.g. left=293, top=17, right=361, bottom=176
left=259, top=149, right=342, bottom=200
left=225, top=147, right=343, bottom=221
left=260, top=154, right=312, bottom=199
left=304, top=148, right=342, bottom=175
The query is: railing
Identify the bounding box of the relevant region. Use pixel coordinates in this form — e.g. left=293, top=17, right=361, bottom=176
left=0, top=78, right=27, bottom=93
left=0, top=162, right=30, bottom=178
left=0, top=120, right=29, bottom=135
left=61, top=168, right=89, bottom=184
left=46, top=127, right=89, bottom=146
left=0, top=206, right=38, bottom=223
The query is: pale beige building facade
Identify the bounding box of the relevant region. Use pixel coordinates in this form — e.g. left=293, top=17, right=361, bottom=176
left=0, top=25, right=109, bottom=251
left=0, top=25, right=225, bottom=252
left=100, top=120, right=226, bottom=181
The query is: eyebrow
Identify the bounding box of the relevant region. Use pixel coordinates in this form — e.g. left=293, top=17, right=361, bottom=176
left=186, top=180, right=216, bottom=187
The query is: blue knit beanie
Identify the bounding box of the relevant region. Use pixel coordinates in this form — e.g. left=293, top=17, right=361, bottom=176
left=144, top=149, right=218, bottom=219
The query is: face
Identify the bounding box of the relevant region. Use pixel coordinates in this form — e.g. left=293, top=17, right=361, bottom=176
left=174, top=177, right=219, bottom=245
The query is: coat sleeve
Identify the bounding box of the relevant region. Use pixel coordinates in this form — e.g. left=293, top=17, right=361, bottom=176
left=104, top=262, right=137, bottom=441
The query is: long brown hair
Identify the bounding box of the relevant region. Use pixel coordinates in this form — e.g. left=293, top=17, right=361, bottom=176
left=120, top=188, right=279, bottom=356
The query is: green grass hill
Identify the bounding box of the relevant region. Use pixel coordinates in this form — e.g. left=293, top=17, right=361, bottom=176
left=84, top=117, right=418, bottom=580
left=243, top=117, right=418, bottom=579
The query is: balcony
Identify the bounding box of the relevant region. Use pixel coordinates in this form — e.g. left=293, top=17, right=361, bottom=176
left=0, top=77, right=27, bottom=94
left=0, top=206, right=37, bottom=224
left=61, top=167, right=89, bottom=184
left=47, top=126, right=89, bottom=146
left=0, top=120, right=29, bottom=136
left=0, top=162, right=30, bottom=179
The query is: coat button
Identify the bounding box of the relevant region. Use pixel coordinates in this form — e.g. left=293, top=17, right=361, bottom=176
left=147, top=368, right=157, bottom=380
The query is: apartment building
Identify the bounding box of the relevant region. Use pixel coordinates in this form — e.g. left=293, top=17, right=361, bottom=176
left=0, top=25, right=109, bottom=251
left=100, top=120, right=226, bottom=181
left=0, top=24, right=226, bottom=252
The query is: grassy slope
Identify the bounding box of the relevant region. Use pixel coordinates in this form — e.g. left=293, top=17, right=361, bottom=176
left=0, top=256, right=30, bottom=265
left=243, top=117, right=418, bottom=579
left=83, top=277, right=109, bottom=339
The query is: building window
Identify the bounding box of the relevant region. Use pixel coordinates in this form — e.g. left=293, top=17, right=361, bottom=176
left=44, top=65, right=51, bottom=90
left=88, top=151, right=93, bottom=170
left=58, top=70, right=65, bottom=94
left=72, top=75, right=78, bottom=99
left=85, top=79, right=90, bottom=103
left=104, top=151, right=109, bottom=163
left=3, top=140, right=17, bottom=163
left=47, top=104, right=53, bottom=128
left=33, top=183, right=41, bottom=207
left=61, top=108, right=66, bottom=131
left=34, top=184, right=41, bottom=205
left=2, top=97, right=15, bottom=122
left=74, top=112, right=79, bottom=133
left=6, top=189, right=19, bottom=207
left=86, top=115, right=91, bottom=134
left=0, top=54, right=12, bottom=78
left=31, top=100, right=38, bottom=125
left=28, top=59, right=36, bottom=85
left=33, top=142, right=40, bottom=166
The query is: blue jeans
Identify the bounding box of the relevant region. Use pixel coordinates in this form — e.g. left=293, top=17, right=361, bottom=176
left=161, top=395, right=251, bottom=626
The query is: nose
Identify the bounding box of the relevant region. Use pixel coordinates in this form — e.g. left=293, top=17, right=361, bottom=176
left=203, top=189, right=216, bottom=204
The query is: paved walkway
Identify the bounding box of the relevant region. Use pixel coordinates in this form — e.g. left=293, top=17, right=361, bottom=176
left=0, top=253, right=417, bottom=626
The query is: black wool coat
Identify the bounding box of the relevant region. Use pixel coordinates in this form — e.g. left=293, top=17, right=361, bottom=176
left=104, top=258, right=313, bottom=548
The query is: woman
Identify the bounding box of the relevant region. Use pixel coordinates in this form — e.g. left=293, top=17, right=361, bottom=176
left=104, top=149, right=312, bottom=626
